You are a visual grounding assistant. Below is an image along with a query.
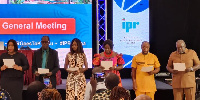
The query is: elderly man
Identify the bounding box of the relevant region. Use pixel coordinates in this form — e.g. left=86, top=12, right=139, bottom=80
left=166, top=40, right=200, bottom=100
left=131, top=41, right=160, bottom=100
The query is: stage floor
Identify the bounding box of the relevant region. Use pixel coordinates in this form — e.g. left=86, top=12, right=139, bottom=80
left=22, top=79, right=174, bottom=100
left=23, top=79, right=172, bottom=90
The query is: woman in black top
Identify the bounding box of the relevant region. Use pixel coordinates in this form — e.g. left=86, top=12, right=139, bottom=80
left=0, top=39, right=29, bottom=100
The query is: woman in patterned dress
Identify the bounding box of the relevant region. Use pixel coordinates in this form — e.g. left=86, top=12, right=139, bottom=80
left=65, top=38, right=88, bottom=100
left=93, top=39, right=125, bottom=86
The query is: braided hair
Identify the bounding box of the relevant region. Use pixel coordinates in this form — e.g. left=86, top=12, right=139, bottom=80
left=40, top=89, right=62, bottom=100
left=110, top=86, right=130, bottom=100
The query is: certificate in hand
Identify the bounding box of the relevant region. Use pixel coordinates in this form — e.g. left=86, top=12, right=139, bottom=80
left=3, top=59, right=15, bottom=68
left=67, top=67, right=79, bottom=72
left=38, top=68, right=49, bottom=74
left=141, top=66, right=153, bottom=72
left=101, top=61, right=113, bottom=70
left=173, top=63, right=186, bottom=71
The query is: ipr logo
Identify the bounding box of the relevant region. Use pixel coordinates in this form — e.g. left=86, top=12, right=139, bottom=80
left=122, top=18, right=139, bottom=32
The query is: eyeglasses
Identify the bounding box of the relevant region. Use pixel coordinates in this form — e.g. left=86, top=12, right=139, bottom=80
left=41, top=41, right=49, bottom=44
left=104, top=48, right=111, bottom=50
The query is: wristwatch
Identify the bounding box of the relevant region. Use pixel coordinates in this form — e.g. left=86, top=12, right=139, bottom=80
left=190, top=67, right=194, bottom=72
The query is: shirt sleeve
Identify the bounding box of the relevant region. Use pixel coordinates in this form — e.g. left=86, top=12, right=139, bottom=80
left=0, top=54, right=3, bottom=71
left=92, top=54, right=100, bottom=66
left=154, top=55, right=161, bottom=68
left=131, top=57, right=137, bottom=68
left=167, top=52, right=174, bottom=69
left=20, top=53, right=29, bottom=71
left=116, top=54, right=125, bottom=65
left=51, top=50, right=59, bottom=75
left=193, top=50, right=200, bottom=65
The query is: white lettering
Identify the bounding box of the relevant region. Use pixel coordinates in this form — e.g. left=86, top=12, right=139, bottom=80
left=36, top=22, right=67, bottom=30
left=2, top=22, right=32, bottom=29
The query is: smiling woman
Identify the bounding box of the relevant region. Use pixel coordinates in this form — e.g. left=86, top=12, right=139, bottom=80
left=65, top=38, right=88, bottom=100
left=0, top=39, right=29, bottom=100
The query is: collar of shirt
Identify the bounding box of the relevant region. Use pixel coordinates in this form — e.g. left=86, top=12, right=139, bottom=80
left=176, top=48, right=188, bottom=54
left=42, top=48, right=49, bottom=53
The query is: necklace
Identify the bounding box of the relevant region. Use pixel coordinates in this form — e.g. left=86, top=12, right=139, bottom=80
left=104, top=51, right=113, bottom=58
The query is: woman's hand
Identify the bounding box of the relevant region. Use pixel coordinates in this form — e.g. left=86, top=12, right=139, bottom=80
left=13, top=64, right=22, bottom=71
left=1, top=65, right=8, bottom=71
left=80, top=68, right=87, bottom=73
left=73, top=70, right=79, bottom=75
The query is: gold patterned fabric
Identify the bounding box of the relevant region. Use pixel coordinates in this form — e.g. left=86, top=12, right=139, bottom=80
left=66, top=53, right=86, bottom=100
left=92, top=89, right=111, bottom=100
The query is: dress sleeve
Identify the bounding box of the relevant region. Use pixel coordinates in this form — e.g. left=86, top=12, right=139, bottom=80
left=116, top=54, right=125, bottom=65
left=92, top=54, right=100, bottom=66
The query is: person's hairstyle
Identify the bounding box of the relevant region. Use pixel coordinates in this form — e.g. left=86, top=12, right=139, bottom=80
left=110, top=86, right=130, bottom=100
left=141, top=41, right=150, bottom=47
left=176, top=39, right=186, bottom=47
left=41, top=36, right=50, bottom=42
left=103, top=39, right=113, bottom=50
left=92, top=67, right=103, bottom=74
left=39, top=89, right=62, bottom=100
left=105, top=73, right=119, bottom=90
left=7, top=39, right=18, bottom=52
left=70, top=38, right=84, bottom=54
left=26, top=81, right=46, bottom=100
left=134, top=94, right=152, bottom=100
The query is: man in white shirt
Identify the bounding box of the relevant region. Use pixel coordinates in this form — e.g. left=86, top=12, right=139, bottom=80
left=84, top=67, right=107, bottom=100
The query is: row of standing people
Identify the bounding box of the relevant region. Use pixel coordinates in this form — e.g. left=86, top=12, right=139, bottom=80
left=0, top=36, right=60, bottom=100
left=88, top=39, right=200, bottom=100
left=0, top=36, right=198, bottom=100
left=131, top=40, right=200, bottom=100
left=0, top=37, right=120, bottom=100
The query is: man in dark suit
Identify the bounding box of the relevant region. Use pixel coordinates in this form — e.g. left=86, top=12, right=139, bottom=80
left=32, top=36, right=59, bottom=88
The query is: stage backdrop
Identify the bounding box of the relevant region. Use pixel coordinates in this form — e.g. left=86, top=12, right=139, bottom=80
left=0, top=1, right=92, bottom=68
left=113, top=0, right=149, bottom=68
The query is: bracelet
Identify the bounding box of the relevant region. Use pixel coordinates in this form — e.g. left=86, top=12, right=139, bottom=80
left=190, top=67, right=194, bottom=72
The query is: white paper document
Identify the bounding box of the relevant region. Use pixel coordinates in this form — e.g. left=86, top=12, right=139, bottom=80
left=0, top=42, right=4, bottom=50
left=38, top=68, right=49, bottom=74
left=101, top=61, right=113, bottom=70
left=141, top=66, right=153, bottom=72
left=67, top=67, right=79, bottom=72
left=173, top=63, right=186, bottom=71
left=3, top=59, right=15, bottom=68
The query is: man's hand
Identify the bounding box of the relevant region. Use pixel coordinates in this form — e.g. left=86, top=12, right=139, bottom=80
left=46, top=72, right=52, bottom=76
left=90, top=77, right=97, bottom=88
left=35, top=71, right=40, bottom=76
left=172, top=70, right=178, bottom=74
left=147, top=71, right=154, bottom=75
left=89, top=76, right=97, bottom=100
left=132, top=80, right=137, bottom=91
left=185, top=67, right=193, bottom=73
left=46, top=82, right=53, bottom=89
